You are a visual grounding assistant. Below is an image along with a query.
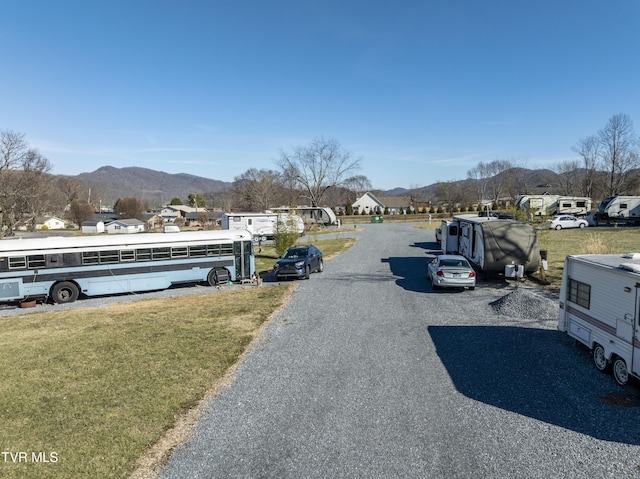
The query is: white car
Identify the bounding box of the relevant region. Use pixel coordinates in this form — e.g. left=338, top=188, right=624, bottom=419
left=546, top=215, right=588, bottom=230
left=427, top=254, right=476, bottom=290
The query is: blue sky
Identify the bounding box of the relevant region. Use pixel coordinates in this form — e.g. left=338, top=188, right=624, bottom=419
left=2, top=1, right=639, bottom=190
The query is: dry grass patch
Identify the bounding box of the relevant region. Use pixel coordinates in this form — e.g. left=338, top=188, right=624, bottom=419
left=0, top=285, right=292, bottom=479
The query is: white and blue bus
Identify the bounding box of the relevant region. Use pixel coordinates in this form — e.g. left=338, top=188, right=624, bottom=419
left=0, top=229, right=255, bottom=304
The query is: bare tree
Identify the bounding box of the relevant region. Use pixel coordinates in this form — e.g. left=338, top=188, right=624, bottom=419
left=552, top=159, right=581, bottom=195
left=114, top=197, right=146, bottom=220
left=572, top=135, right=600, bottom=197
left=598, top=113, right=640, bottom=196
left=0, top=131, right=53, bottom=235
left=67, top=199, right=95, bottom=226
left=232, top=168, right=283, bottom=211
left=467, top=159, right=517, bottom=205
left=278, top=137, right=361, bottom=207
left=434, top=181, right=464, bottom=215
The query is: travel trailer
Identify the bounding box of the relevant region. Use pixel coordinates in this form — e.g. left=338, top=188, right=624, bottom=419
left=271, top=206, right=337, bottom=227
left=595, top=195, right=640, bottom=225
left=439, top=214, right=539, bottom=275
left=221, top=212, right=304, bottom=241
left=558, top=253, right=640, bottom=386
left=516, top=195, right=591, bottom=217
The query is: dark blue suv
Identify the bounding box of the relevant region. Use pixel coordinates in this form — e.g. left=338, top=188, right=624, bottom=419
left=274, top=245, right=324, bottom=280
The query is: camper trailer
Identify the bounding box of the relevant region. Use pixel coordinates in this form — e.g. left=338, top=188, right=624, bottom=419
left=271, top=206, right=337, bottom=227
left=516, top=195, right=591, bottom=217
left=516, top=194, right=558, bottom=217
left=553, top=196, right=592, bottom=216
left=442, top=214, right=539, bottom=275
left=558, top=253, right=640, bottom=386
left=595, top=195, right=640, bottom=225
left=221, top=212, right=304, bottom=242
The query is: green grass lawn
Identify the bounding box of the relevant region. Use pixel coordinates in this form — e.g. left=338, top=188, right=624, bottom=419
left=0, top=236, right=356, bottom=479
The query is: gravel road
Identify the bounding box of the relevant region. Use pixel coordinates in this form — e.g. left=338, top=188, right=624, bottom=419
left=152, top=222, right=640, bottom=478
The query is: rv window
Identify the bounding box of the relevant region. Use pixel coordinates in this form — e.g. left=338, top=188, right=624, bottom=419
left=620, top=203, right=628, bottom=209
left=449, top=225, right=458, bottom=235
left=577, top=201, right=586, bottom=207
left=567, top=278, right=590, bottom=309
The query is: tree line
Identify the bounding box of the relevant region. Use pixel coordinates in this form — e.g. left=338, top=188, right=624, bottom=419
left=2, top=114, right=639, bottom=236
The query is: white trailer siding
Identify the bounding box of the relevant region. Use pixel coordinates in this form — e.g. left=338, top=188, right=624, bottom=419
left=558, top=254, right=640, bottom=384
left=221, top=213, right=304, bottom=241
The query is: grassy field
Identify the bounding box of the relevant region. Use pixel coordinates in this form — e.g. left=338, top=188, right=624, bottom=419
left=0, top=236, right=354, bottom=479
left=534, top=227, right=640, bottom=286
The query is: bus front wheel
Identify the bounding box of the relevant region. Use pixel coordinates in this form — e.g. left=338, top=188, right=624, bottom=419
left=51, top=281, right=80, bottom=304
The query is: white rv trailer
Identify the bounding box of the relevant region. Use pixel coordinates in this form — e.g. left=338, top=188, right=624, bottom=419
left=221, top=212, right=304, bottom=242
left=516, top=195, right=591, bottom=217
left=595, top=195, right=640, bottom=224
left=271, top=206, right=337, bottom=226
left=442, top=214, right=539, bottom=275
left=558, top=253, right=640, bottom=386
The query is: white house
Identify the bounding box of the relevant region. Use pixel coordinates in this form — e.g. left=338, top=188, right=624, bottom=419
left=352, top=192, right=385, bottom=214
left=30, top=216, right=66, bottom=230
left=81, top=220, right=105, bottom=234
left=105, top=219, right=145, bottom=234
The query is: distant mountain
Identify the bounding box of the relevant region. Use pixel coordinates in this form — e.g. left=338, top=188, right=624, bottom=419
left=69, top=166, right=231, bottom=207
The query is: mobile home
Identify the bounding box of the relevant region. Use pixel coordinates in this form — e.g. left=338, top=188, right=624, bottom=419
left=558, top=253, right=640, bottom=386
left=221, top=212, right=304, bottom=242
left=444, top=214, right=539, bottom=275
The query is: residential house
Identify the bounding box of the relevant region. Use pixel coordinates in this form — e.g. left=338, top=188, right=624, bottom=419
left=105, top=219, right=145, bottom=234
left=352, top=192, right=385, bottom=215
left=351, top=192, right=417, bottom=215
left=16, top=215, right=67, bottom=231
left=159, top=205, right=203, bottom=223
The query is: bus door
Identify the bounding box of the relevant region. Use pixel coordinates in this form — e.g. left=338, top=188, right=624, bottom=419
left=234, top=240, right=253, bottom=280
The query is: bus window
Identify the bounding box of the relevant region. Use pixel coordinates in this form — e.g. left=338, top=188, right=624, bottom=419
left=120, top=250, right=135, bottom=262
left=9, top=257, right=26, bottom=269
left=99, top=250, right=120, bottom=264
left=152, top=247, right=170, bottom=260
left=137, top=248, right=152, bottom=261
left=189, top=245, right=206, bottom=257
left=82, top=251, right=99, bottom=265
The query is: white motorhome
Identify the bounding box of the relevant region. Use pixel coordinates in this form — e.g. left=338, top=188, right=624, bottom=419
left=595, top=195, right=640, bottom=224
left=558, top=253, right=640, bottom=386
left=221, top=212, right=304, bottom=242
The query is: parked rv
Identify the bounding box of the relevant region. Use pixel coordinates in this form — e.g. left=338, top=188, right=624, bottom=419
left=271, top=206, right=337, bottom=227
left=516, top=195, right=591, bottom=217
left=440, top=214, right=539, bottom=275
left=595, top=195, right=640, bottom=225
left=558, top=253, right=640, bottom=386
left=221, top=212, right=304, bottom=242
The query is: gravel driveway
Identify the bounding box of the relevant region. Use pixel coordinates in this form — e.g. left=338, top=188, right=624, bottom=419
left=155, top=222, right=640, bottom=479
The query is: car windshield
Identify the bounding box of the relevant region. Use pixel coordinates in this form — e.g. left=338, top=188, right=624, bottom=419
left=440, top=259, right=468, bottom=268
left=283, top=248, right=307, bottom=259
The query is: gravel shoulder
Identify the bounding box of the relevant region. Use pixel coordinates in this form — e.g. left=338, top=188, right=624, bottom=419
left=155, top=223, right=640, bottom=479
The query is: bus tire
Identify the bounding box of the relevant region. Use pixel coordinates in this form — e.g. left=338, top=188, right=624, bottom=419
left=51, top=281, right=80, bottom=304
left=207, top=269, right=219, bottom=286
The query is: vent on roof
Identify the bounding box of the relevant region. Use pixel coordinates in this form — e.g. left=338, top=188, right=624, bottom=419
left=618, top=263, right=640, bottom=273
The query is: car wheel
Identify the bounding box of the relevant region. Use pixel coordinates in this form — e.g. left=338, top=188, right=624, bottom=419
left=613, top=357, right=629, bottom=386
left=317, top=259, right=324, bottom=273
left=592, top=344, right=610, bottom=372
left=304, top=265, right=310, bottom=279
left=579, top=223, right=586, bottom=229
left=555, top=225, right=562, bottom=230
left=51, top=281, right=80, bottom=304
